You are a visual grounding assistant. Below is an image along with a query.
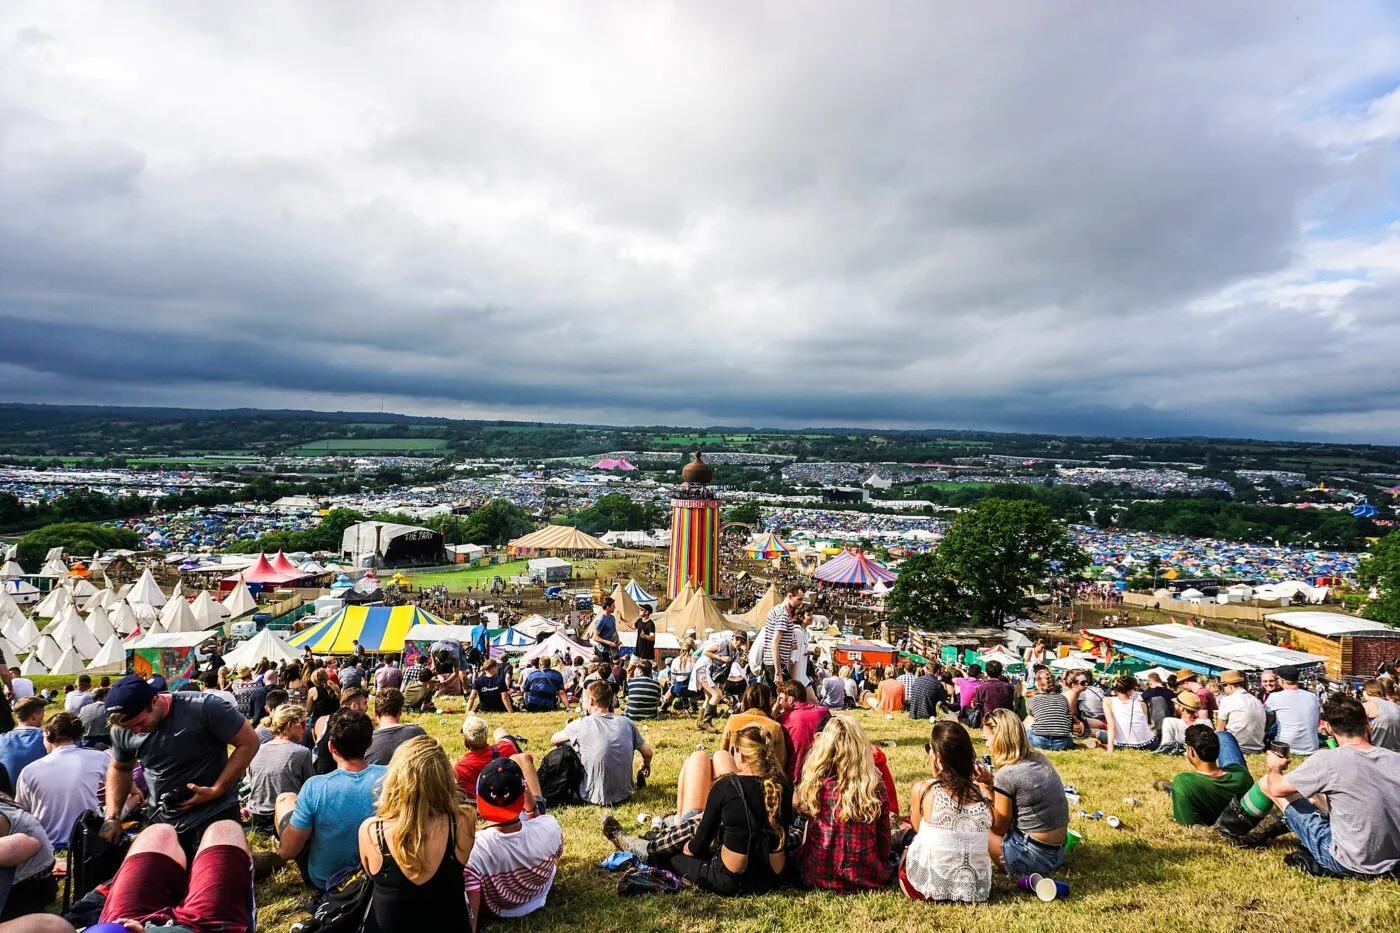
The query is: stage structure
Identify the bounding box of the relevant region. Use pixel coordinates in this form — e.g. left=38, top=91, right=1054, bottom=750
left=669, top=451, right=721, bottom=599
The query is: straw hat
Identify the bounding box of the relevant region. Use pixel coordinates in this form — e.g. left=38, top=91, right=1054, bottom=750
left=1175, top=690, right=1202, bottom=712
left=1175, top=668, right=1199, bottom=684
left=1220, top=670, right=1246, bottom=686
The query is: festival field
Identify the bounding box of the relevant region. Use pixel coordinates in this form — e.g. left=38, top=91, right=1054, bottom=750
left=245, top=706, right=1400, bottom=933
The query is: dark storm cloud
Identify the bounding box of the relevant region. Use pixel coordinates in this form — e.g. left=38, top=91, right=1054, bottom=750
left=2, top=2, right=1400, bottom=440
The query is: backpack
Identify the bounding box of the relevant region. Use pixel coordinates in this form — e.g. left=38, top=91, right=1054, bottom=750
left=536, top=743, right=584, bottom=806
left=288, top=865, right=371, bottom=933
left=62, top=810, right=130, bottom=914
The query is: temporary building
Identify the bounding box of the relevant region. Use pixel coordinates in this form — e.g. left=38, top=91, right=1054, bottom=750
left=158, top=597, right=202, bottom=635
left=289, top=605, right=450, bottom=655
left=33, top=586, right=72, bottom=619
left=745, top=533, right=793, bottom=560
left=340, top=522, right=444, bottom=567
left=520, top=631, right=593, bottom=665
left=732, top=583, right=780, bottom=629
left=127, top=569, right=168, bottom=609
left=623, top=579, right=656, bottom=608
left=507, top=525, right=610, bottom=557
left=527, top=557, right=573, bottom=583
left=86, top=605, right=116, bottom=643
left=1086, top=623, right=1325, bottom=676
left=593, top=458, right=637, bottom=471
left=50, top=646, right=87, bottom=676
left=0, top=560, right=25, bottom=579
left=87, top=634, right=127, bottom=674
left=811, top=549, right=898, bottom=586
left=223, top=628, right=300, bottom=668
left=222, top=581, right=259, bottom=619
left=109, top=602, right=140, bottom=636
left=272, top=551, right=303, bottom=576
left=607, top=583, right=643, bottom=627
left=190, top=590, right=229, bottom=630
left=126, top=631, right=215, bottom=689
left=658, top=590, right=746, bottom=636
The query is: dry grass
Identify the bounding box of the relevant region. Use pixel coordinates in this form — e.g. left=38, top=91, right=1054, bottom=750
left=248, top=703, right=1400, bottom=933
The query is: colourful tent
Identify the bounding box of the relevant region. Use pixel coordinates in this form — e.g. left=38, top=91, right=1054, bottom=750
left=812, top=549, right=897, bottom=586
left=623, top=579, right=655, bottom=605
left=745, top=533, right=792, bottom=560
left=289, top=605, right=449, bottom=655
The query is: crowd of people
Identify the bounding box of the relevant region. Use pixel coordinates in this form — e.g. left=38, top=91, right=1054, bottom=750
left=0, top=615, right=1392, bottom=933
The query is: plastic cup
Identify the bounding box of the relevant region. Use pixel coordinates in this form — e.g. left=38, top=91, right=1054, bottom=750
left=1106, top=815, right=1122, bottom=829
left=637, top=812, right=650, bottom=825
left=1065, top=793, right=1081, bottom=807
left=1015, top=873, right=1044, bottom=891
left=1035, top=877, right=1071, bottom=901
left=1064, top=829, right=1083, bottom=853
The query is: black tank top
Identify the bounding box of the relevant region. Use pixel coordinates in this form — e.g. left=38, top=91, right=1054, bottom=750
left=364, top=816, right=470, bottom=933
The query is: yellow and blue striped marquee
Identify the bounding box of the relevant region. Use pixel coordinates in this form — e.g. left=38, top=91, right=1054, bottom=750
left=289, top=605, right=449, bottom=655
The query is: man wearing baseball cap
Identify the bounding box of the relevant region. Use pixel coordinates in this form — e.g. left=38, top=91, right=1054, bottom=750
left=101, top=673, right=260, bottom=855
left=1264, top=665, right=1320, bottom=756
left=465, top=758, right=563, bottom=928
left=1215, top=670, right=1266, bottom=754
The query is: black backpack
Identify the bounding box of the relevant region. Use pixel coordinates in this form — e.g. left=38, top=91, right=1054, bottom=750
left=536, top=743, right=584, bottom=806
left=289, top=865, right=372, bottom=933
left=62, top=810, right=130, bottom=914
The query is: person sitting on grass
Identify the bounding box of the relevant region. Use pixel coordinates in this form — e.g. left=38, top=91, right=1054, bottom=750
left=464, top=758, right=564, bottom=931
left=662, top=725, right=792, bottom=895
left=0, top=792, right=55, bottom=921
left=93, top=820, right=252, bottom=933
left=0, top=699, right=49, bottom=796
left=467, top=660, right=514, bottom=714
left=1258, top=695, right=1400, bottom=879
left=1215, top=670, right=1267, bottom=754
left=15, top=711, right=109, bottom=850
left=793, top=715, right=893, bottom=892
left=271, top=710, right=385, bottom=895
left=774, top=679, right=830, bottom=782
left=980, top=709, right=1069, bottom=877
left=255, top=690, right=291, bottom=743
left=358, top=736, right=475, bottom=933
left=521, top=657, right=566, bottom=713
left=311, top=688, right=369, bottom=777
left=365, top=688, right=427, bottom=766
left=1101, top=676, right=1157, bottom=752
left=454, top=717, right=546, bottom=808
left=1025, top=668, right=1075, bottom=751
left=245, top=705, right=313, bottom=835
left=864, top=666, right=905, bottom=713
left=969, top=660, right=1016, bottom=724
left=1155, top=724, right=1254, bottom=827
left=906, top=663, right=946, bottom=722
left=1067, top=671, right=1107, bottom=736
left=721, top=683, right=788, bottom=774
left=624, top=659, right=663, bottom=721
left=550, top=682, right=652, bottom=806
left=1360, top=679, right=1400, bottom=752
left=900, top=722, right=992, bottom=903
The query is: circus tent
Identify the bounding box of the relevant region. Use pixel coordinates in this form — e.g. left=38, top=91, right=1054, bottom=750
left=745, top=533, right=793, bottom=560
left=811, top=549, right=898, bottom=586
left=623, top=579, right=656, bottom=607
left=227, top=554, right=307, bottom=587
left=289, top=605, right=449, bottom=655
left=507, top=526, right=610, bottom=557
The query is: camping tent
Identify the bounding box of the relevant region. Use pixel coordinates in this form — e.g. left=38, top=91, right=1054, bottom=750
left=515, top=615, right=557, bottom=638
left=51, top=605, right=101, bottom=658
left=0, top=560, right=25, bottom=579
left=86, top=605, right=116, bottom=643
left=733, top=583, right=780, bottom=629
left=127, top=568, right=168, bottom=608
left=289, top=605, right=450, bottom=655
left=50, top=646, right=87, bottom=676
left=109, top=602, right=140, bottom=636
left=658, top=590, right=747, bottom=636
left=224, top=628, right=300, bottom=667
left=1, top=579, right=40, bottom=605
left=19, top=653, right=47, bottom=676
left=668, top=583, right=695, bottom=614
left=491, top=627, right=535, bottom=652
left=158, top=596, right=202, bottom=634
left=507, top=525, right=610, bottom=556
left=520, top=631, right=593, bottom=665
left=812, top=549, right=898, bottom=586
left=86, top=633, right=127, bottom=673
left=31, top=635, right=62, bottom=669
left=222, top=581, right=259, bottom=619
left=33, top=586, right=72, bottom=619
left=624, top=579, right=656, bottom=608
left=10, top=616, right=39, bottom=649
left=608, top=583, right=643, bottom=626
left=38, top=558, right=70, bottom=579
left=190, top=590, right=228, bottom=630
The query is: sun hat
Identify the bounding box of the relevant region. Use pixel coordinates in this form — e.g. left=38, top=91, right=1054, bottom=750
left=1220, top=670, right=1247, bottom=686
left=1175, top=690, right=1202, bottom=712
left=1175, top=668, right=1199, bottom=684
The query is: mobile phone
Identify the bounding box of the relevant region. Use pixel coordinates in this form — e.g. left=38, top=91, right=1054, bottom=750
left=1268, top=740, right=1291, bottom=758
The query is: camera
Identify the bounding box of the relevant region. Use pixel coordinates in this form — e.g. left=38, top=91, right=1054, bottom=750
left=160, top=786, right=195, bottom=811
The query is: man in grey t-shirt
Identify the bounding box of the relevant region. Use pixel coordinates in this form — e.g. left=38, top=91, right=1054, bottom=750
left=550, top=681, right=652, bottom=806
left=364, top=688, right=427, bottom=766
left=1260, top=695, right=1400, bottom=878
left=102, top=675, right=260, bottom=854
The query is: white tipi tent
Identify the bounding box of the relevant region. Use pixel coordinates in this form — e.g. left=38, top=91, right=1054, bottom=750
left=0, top=560, right=25, bottom=580
left=1, top=615, right=25, bottom=648
left=80, top=589, right=109, bottom=613
left=223, top=628, right=299, bottom=667
left=127, top=569, right=168, bottom=609
left=50, top=646, right=87, bottom=676
left=32, top=586, right=71, bottom=619
left=190, top=590, right=229, bottom=630
left=169, top=580, right=183, bottom=602
left=38, top=557, right=70, bottom=579
left=159, top=597, right=201, bottom=634
left=109, top=603, right=140, bottom=636
left=31, top=634, right=62, bottom=669
left=50, top=605, right=101, bottom=658
left=222, top=581, right=258, bottom=619
left=19, top=653, right=47, bottom=676
left=101, top=588, right=123, bottom=610
left=11, top=616, right=39, bottom=649
left=0, top=589, right=20, bottom=621
left=87, top=633, right=127, bottom=674
left=0, top=635, right=24, bottom=668
left=86, top=604, right=117, bottom=643
left=70, top=577, right=99, bottom=599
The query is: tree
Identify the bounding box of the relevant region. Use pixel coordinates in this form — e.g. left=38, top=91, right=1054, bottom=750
left=15, top=522, right=142, bottom=569
left=1359, top=530, right=1400, bottom=627
left=888, top=499, right=1087, bottom=631
left=460, top=499, right=535, bottom=547
left=723, top=501, right=762, bottom=527
left=562, top=494, right=664, bottom=534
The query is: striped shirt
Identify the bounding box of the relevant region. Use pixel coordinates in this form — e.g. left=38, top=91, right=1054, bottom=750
left=464, top=815, right=564, bottom=918
left=625, top=676, right=663, bottom=720
left=762, top=605, right=795, bottom=670
left=1027, top=692, right=1074, bottom=738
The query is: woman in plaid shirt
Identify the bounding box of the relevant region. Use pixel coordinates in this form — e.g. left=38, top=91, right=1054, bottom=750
left=793, top=716, right=894, bottom=891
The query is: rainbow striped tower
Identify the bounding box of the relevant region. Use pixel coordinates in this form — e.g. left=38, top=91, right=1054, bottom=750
left=669, top=451, right=721, bottom=599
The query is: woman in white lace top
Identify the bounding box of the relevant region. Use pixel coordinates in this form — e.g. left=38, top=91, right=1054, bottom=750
left=899, top=722, right=993, bottom=902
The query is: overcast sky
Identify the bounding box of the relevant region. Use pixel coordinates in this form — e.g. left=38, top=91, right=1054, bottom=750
left=3, top=3, right=1400, bottom=441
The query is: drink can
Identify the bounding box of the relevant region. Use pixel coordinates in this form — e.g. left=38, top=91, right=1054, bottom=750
left=1090, top=810, right=1103, bottom=820
left=1123, top=797, right=1140, bottom=807
left=1077, top=809, right=1087, bottom=818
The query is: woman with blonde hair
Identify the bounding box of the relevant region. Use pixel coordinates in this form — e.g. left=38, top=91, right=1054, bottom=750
left=978, top=708, right=1069, bottom=877
left=664, top=724, right=792, bottom=895
left=305, top=666, right=339, bottom=723
left=359, top=735, right=475, bottom=933
left=246, top=704, right=312, bottom=833
left=794, top=715, right=893, bottom=891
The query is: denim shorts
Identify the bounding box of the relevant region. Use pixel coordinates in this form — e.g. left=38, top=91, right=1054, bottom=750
left=1029, top=733, right=1075, bottom=751
left=1284, top=800, right=1354, bottom=878
left=1002, top=829, right=1065, bottom=876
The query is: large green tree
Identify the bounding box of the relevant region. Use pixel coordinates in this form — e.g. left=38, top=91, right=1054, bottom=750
left=888, top=499, right=1087, bottom=630
left=1359, top=530, right=1400, bottom=627
left=460, top=499, right=536, bottom=546
left=559, top=493, right=664, bottom=535
left=15, top=522, right=142, bottom=568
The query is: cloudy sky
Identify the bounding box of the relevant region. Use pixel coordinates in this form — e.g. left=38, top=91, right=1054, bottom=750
left=3, top=3, right=1400, bottom=441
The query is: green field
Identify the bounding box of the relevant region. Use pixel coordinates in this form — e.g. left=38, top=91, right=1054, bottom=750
left=400, top=560, right=532, bottom=589
left=240, top=707, right=1400, bottom=933
left=286, top=438, right=451, bottom=455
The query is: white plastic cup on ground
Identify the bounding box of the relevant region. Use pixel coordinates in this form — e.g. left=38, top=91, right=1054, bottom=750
left=1106, top=815, right=1122, bottom=829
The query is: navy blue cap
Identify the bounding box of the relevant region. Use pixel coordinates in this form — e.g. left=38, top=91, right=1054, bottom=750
left=106, top=674, right=158, bottom=719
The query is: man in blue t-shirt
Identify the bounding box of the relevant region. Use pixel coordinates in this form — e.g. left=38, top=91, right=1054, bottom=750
left=0, top=697, right=49, bottom=795
left=274, top=709, right=385, bottom=891
left=591, top=598, right=620, bottom=663
left=522, top=657, right=566, bottom=712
